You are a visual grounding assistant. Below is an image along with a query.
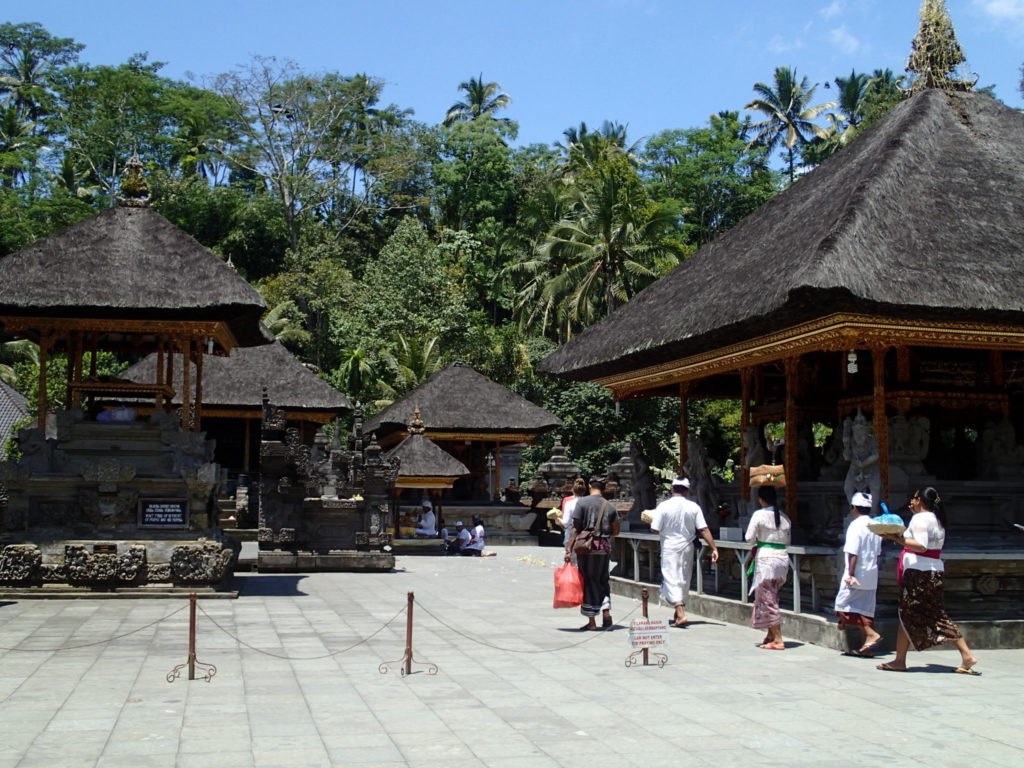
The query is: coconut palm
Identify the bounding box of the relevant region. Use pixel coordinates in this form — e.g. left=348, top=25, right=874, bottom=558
left=745, top=66, right=835, bottom=183
left=442, top=74, right=510, bottom=127
left=0, top=339, right=38, bottom=386
left=263, top=299, right=311, bottom=350
left=509, top=160, right=684, bottom=340
left=374, top=334, right=443, bottom=409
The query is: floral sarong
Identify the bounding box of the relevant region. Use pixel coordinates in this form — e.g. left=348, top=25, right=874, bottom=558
left=751, top=578, right=783, bottom=629
left=899, top=569, right=962, bottom=651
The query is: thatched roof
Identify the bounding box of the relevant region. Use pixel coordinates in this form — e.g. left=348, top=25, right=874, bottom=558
left=120, top=342, right=352, bottom=414
left=539, top=90, right=1024, bottom=381
left=365, top=363, right=561, bottom=436
left=0, top=379, right=28, bottom=449
left=386, top=434, right=470, bottom=479
left=0, top=206, right=267, bottom=346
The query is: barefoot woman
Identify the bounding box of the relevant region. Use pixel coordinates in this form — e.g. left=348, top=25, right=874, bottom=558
left=745, top=486, right=791, bottom=650
left=876, top=487, right=979, bottom=674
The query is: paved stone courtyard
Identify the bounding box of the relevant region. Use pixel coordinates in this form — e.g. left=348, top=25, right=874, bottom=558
left=1, top=544, right=1022, bottom=767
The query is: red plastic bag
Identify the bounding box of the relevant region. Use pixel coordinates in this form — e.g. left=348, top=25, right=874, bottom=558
left=553, top=563, right=583, bottom=608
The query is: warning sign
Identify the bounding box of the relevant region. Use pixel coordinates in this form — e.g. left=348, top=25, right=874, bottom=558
left=628, top=618, right=669, bottom=649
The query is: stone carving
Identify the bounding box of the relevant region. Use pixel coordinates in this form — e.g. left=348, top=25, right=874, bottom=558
left=40, top=563, right=66, bottom=583
left=685, top=433, right=720, bottom=521
left=170, top=542, right=233, bottom=584
left=80, top=459, right=136, bottom=493
left=535, top=436, right=582, bottom=499
left=605, top=441, right=635, bottom=500
left=842, top=410, right=882, bottom=511
left=978, top=415, right=1024, bottom=480
left=181, top=462, right=220, bottom=506
left=16, top=428, right=52, bottom=473
left=64, top=544, right=146, bottom=585
left=0, top=544, right=42, bottom=584
left=165, top=431, right=215, bottom=474
left=79, top=489, right=138, bottom=527
left=742, top=425, right=768, bottom=469
left=147, top=563, right=171, bottom=582
left=889, top=412, right=930, bottom=476
left=819, top=426, right=850, bottom=481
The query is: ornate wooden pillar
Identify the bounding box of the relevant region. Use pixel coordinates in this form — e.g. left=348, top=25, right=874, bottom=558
left=872, top=347, right=890, bottom=500
left=784, top=357, right=799, bottom=522
left=739, top=368, right=753, bottom=501
left=37, top=332, right=55, bottom=430
left=193, top=340, right=204, bottom=432
left=678, top=382, right=690, bottom=475
left=180, top=337, right=192, bottom=430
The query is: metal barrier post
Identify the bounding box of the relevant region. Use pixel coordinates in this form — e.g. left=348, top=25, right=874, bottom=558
left=167, top=593, right=217, bottom=683
left=379, top=592, right=437, bottom=676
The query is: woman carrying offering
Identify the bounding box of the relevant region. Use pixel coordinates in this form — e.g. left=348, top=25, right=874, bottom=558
left=876, top=487, right=979, bottom=674
left=745, top=486, right=791, bottom=650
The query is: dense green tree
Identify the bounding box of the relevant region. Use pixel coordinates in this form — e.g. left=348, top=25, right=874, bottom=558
left=374, top=334, right=444, bottom=409
left=745, top=66, right=834, bottom=183
left=509, top=153, right=683, bottom=340
left=643, top=112, right=777, bottom=248
left=0, top=22, right=82, bottom=126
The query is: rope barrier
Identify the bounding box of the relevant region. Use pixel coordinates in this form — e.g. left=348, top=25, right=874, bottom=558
left=415, top=599, right=642, bottom=654
left=196, top=602, right=408, bottom=661
left=0, top=604, right=188, bottom=652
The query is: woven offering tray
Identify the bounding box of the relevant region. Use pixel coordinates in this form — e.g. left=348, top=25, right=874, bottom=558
left=640, top=510, right=654, bottom=524
left=546, top=509, right=561, bottom=521
left=868, top=522, right=906, bottom=536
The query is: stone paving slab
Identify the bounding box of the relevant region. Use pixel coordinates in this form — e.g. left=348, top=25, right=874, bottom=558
left=0, top=545, right=1022, bottom=767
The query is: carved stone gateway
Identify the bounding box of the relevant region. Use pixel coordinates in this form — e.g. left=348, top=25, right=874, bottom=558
left=0, top=410, right=235, bottom=589
left=256, top=398, right=398, bottom=572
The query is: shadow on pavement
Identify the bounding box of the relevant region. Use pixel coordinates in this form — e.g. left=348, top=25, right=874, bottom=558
left=233, top=574, right=309, bottom=597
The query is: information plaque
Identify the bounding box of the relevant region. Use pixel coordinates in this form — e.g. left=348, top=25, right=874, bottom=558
left=139, top=499, right=189, bottom=529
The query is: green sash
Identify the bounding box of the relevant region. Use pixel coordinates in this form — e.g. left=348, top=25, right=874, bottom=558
left=746, top=541, right=787, bottom=578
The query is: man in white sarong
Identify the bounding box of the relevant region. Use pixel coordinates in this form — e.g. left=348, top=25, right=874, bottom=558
left=649, top=478, right=719, bottom=627
left=834, top=492, right=883, bottom=656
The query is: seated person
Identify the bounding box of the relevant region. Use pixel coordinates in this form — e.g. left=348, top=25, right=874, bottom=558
left=461, top=516, right=485, bottom=556
left=415, top=499, right=437, bottom=537
left=447, top=521, right=471, bottom=555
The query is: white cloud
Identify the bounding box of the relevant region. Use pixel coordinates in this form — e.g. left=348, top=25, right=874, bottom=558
left=829, top=25, right=860, bottom=55
left=821, top=1, right=845, bottom=20
left=766, top=34, right=805, bottom=54
left=972, top=0, right=1024, bottom=24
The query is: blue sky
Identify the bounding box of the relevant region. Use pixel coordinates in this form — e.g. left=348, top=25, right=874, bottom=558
left=12, top=0, right=1024, bottom=148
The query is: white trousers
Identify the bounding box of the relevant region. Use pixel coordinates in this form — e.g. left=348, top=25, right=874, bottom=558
left=660, top=544, right=695, bottom=606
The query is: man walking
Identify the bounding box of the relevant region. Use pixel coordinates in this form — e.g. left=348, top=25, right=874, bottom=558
left=649, top=478, right=719, bottom=627
left=835, top=492, right=883, bottom=656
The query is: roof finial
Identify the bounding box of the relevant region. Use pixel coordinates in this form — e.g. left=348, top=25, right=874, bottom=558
left=905, top=0, right=977, bottom=95
left=408, top=405, right=426, bottom=435
left=117, top=153, right=151, bottom=208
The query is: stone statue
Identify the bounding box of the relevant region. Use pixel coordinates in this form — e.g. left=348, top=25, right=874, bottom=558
left=889, top=412, right=930, bottom=477
left=819, top=425, right=850, bottom=481
left=685, top=433, right=720, bottom=527
left=742, top=425, right=767, bottom=469
left=979, top=415, right=1024, bottom=479
left=842, top=410, right=882, bottom=512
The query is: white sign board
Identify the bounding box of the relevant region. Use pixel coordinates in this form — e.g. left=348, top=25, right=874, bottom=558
left=628, top=618, right=669, bottom=649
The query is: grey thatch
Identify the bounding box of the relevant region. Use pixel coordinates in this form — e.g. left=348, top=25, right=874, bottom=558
left=539, top=90, right=1024, bottom=381
left=365, top=363, right=561, bottom=435
left=0, top=206, right=267, bottom=346
left=386, top=434, right=470, bottom=479
left=0, top=379, right=28, bottom=451
left=120, top=342, right=352, bottom=413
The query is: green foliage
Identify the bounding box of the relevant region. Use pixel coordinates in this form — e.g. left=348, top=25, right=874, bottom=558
left=643, top=113, right=778, bottom=248
left=745, top=66, right=835, bottom=183
left=13, top=351, right=126, bottom=414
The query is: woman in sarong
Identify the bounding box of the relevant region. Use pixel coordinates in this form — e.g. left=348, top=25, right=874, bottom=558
left=744, top=486, right=791, bottom=650
left=566, top=477, right=619, bottom=630
left=876, top=487, right=979, bottom=674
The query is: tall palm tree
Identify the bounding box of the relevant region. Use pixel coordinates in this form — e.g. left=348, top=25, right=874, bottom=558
left=745, top=66, right=835, bottom=183
left=508, top=162, right=684, bottom=340
left=374, top=334, right=443, bottom=409
left=442, top=74, right=510, bottom=127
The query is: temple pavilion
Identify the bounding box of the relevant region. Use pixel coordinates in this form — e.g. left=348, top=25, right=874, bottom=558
left=0, top=160, right=269, bottom=588
left=365, top=362, right=561, bottom=503
left=540, top=88, right=1024, bottom=550
left=119, top=341, right=352, bottom=475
